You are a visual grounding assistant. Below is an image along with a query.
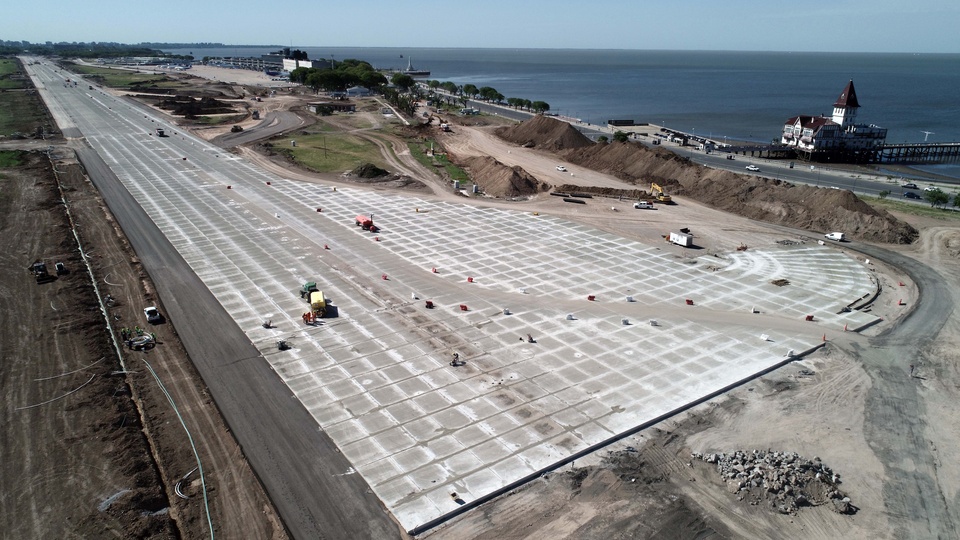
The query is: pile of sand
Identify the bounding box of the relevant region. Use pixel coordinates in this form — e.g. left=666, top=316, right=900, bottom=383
left=494, top=114, right=594, bottom=151
left=495, top=117, right=919, bottom=244
left=460, top=155, right=550, bottom=198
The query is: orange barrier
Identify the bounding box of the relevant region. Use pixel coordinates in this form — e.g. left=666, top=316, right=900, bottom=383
left=685, top=299, right=694, bottom=305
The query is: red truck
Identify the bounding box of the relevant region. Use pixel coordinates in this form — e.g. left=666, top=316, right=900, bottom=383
left=355, top=215, right=378, bottom=232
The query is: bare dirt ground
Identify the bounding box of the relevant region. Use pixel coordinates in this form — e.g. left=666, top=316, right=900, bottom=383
left=9, top=61, right=960, bottom=539
left=0, top=146, right=285, bottom=539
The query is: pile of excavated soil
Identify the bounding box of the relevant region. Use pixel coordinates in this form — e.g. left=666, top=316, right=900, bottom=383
left=494, top=114, right=594, bottom=151
left=460, top=155, right=550, bottom=198
left=502, top=117, right=916, bottom=244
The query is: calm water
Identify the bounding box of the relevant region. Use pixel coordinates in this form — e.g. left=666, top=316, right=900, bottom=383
left=168, top=47, right=960, bottom=176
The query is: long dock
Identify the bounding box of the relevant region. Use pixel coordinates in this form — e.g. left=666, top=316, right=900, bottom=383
left=879, top=141, right=960, bottom=163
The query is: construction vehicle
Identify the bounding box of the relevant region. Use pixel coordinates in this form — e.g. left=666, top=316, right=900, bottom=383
left=651, top=183, right=673, bottom=204
left=30, top=261, right=56, bottom=284
left=355, top=214, right=378, bottom=232
left=156, top=128, right=166, bottom=137
left=309, top=290, right=327, bottom=318
left=299, top=281, right=318, bottom=299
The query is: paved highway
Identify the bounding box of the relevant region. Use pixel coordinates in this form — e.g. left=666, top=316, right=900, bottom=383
left=24, top=58, right=401, bottom=540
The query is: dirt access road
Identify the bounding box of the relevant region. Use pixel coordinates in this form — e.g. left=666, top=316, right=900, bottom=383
left=0, top=146, right=285, bottom=539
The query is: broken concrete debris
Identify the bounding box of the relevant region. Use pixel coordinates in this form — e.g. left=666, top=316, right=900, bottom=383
left=692, top=450, right=854, bottom=515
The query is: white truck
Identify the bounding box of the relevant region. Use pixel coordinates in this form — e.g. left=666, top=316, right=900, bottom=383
left=824, top=232, right=846, bottom=241
left=669, top=231, right=693, bottom=247
left=634, top=201, right=654, bottom=209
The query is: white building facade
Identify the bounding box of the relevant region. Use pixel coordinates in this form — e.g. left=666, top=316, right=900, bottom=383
left=781, top=80, right=887, bottom=162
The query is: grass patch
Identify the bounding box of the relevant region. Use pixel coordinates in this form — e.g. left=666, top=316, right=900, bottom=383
left=0, top=150, right=24, bottom=168
left=407, top=139, right=471, bottom=184
left=274, top=133, right=387, bottom=174
left=0, top=88, right=51, bottom=136
left=0, top=58, right=26, bottom=89
left=68, top=64, right=169, bottom=88
left=864, top=195, right=960, bottom=221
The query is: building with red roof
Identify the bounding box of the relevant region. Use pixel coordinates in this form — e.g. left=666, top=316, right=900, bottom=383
left=781, top=80, right=887, bottom=162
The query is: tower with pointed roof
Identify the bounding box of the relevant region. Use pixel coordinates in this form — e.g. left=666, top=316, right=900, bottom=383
left=780, top=79, right=886, bottom=163
left=831, top=80, right=860, bottom=128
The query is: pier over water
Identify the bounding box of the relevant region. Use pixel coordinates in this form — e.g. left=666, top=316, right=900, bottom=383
left=879, top=142, right=960, bottom=163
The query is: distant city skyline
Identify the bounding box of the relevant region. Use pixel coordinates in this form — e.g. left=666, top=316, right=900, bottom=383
left=5, top=0, right=957, bottom=54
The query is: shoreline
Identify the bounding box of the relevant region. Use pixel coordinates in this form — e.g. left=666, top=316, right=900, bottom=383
left=150, top=64, right=960, bottom=185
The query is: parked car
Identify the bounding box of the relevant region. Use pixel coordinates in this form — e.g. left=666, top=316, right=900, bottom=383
left=556, top=165, right=567, bottom=172
left=726, top=155, right=735, bottom=160
left=903, top=191, right=922, bottom=200
left=901, top=182, right=919, bottom=190
left=745, top=165, right=760, bottom=172
left=924, top=186, right=941, bottom=192
left=144, top=306, right=162, bottom=324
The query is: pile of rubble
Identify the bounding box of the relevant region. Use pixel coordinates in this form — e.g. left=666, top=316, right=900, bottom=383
left=692, top=450, right=855, bottom=515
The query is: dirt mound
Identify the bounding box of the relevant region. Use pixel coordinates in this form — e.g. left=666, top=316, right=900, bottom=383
left=461, top=155, right=549, bottom=198
left=340, top=169, right=428, bottom=191
left=352, top=163, right=389, bottom=178
left=561, top=141, right=917, bottom=244
left=495, top=115, right=593, bottom=151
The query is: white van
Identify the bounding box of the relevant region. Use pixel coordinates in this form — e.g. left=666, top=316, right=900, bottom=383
left=824, top=232, right=846, bottom=241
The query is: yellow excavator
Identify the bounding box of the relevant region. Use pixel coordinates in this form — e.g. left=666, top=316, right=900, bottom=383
left=651, top=182, right=673, bottom=204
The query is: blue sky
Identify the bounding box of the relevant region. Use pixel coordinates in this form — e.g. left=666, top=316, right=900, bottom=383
left=5, top=0, right=957, bottom=53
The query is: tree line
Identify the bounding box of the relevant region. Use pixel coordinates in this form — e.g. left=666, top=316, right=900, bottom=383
left=423, top=80, right=550, bottom=113
left=0, top=40, right=171, bottom=58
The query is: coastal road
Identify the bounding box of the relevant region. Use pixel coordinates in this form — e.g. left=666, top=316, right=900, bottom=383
left=24, top=58, right=402, bottom=540
left=211, top=110, right=306, bottom=148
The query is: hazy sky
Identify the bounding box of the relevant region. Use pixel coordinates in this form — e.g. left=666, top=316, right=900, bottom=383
left=5, top=0, right=957, bottom=53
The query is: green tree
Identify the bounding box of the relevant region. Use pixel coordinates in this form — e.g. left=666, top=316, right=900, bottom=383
left=359, top=71, right=387, bottom=89
left=478, top=86, right=498, bottom=101
left=925, top=189, right=949, bottom=208
left=613, top=131, right=630, bottom=143
left=597, top=135, right=609, bottom=143
left=953, top=193, right=960, bottom=208
left=440, top=81, right=458, bottom=94
left=391, top=73, right=416, bottom=92
left=463, top=84, right=479, bottom=99
left=878, top=190, right=890, bottom=199
left=531, top=101, right=550, bottom=113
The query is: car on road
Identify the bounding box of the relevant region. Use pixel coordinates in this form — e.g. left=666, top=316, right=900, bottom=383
left=556, top=165, right=567, bottom=172
left=144, top=306, right=162, bottom=324
left=726, top=155, right=735, bottom=160
left=824, top=232, right=846, bottom=242
left=901, top=182, right=919, bottom=190
left=924, top=186, right=941, bottom=192
left=903, top=191, right=922, bottom=200
left=745, top=165, right=760, bottom=172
